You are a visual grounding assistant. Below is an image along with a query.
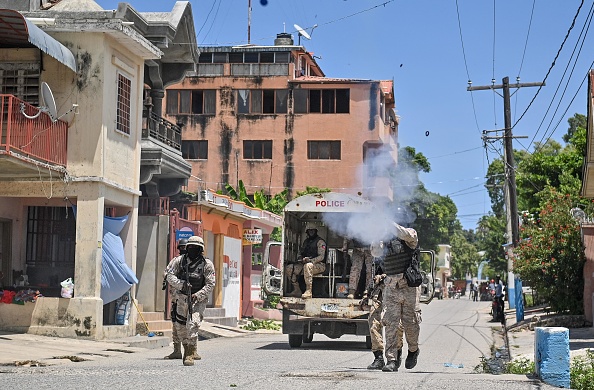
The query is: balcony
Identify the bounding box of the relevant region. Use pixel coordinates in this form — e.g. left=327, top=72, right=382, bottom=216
left=140, top=109, right=190, bottom=198
left=0, top=95, right=68, bottom=178
left=142, top=111, right=181, bottom=151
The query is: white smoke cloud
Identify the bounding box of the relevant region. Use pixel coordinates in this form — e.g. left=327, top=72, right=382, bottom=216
left=321, top=146, right=421, bottom=243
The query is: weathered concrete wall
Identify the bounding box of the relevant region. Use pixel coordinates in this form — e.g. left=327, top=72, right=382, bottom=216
left=136, top=215, right=169, bottom=312
left=582, top=225, right=594, bottom=323
left=165, top=76, right=395, bottom=198
left=0, top=302, right=35, bottom=332
left=28, top=297, right=102, bottom=339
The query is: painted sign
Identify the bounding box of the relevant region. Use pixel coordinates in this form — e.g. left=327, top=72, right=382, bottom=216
left=176, top=226, right=193, bottom=241
left=242, top=228, right=262, bottom=245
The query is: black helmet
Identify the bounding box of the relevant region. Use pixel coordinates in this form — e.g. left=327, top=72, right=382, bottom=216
left=177, top=238, right=188, bottom=249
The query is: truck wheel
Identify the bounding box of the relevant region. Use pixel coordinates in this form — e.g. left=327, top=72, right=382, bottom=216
left=289, top=334, right=302, bottom=348
left=365, top=335, right=372, bottom=349
left=302, top=332, right=313, bottom=344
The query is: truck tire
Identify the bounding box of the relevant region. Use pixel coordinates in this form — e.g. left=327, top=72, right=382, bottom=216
left=289, top=334, right=302, bottom=348
left=302, top=331, right=313, bottom=344
left=365, top=335, right=372, bottom=349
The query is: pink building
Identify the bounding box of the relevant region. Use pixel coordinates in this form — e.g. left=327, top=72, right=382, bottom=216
left=164, top=33, right=398, bottom=201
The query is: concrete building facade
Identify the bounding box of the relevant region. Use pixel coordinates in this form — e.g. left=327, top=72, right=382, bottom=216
left=164, top=35, right=399, bottom=201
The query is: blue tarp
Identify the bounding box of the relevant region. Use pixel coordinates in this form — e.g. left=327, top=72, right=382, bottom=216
left=101, top=230, right=138, bottom=304
left=71, top=207, right=138, bottom=304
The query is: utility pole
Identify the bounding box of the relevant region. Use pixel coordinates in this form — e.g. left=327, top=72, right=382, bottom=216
left=468, top=76, right=544, bottom=310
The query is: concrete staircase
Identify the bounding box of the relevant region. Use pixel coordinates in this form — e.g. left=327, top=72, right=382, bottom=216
left=136, top=306, right=238, bottom=338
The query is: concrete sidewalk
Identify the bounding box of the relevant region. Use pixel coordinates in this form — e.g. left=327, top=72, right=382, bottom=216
left=503, top=305, right=593, bottom=362
left=0, top=321, right=257, bottom=367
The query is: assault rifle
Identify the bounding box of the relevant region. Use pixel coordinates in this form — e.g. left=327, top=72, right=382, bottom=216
left=184, top=256, right=192, bottom=325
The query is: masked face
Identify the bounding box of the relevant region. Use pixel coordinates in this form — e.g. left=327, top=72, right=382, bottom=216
left=306, top=229, right=317, bottom=238
left=178, top=246, right=187, bottom=255
left=186, top=245, right=203, bottom=259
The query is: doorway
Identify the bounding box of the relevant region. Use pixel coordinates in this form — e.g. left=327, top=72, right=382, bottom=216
left=0, top=219, right=12, bottom=288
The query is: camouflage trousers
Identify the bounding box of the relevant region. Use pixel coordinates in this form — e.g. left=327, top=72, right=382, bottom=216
left=381, top=274, right=421, bottom=361
left=171, top=292, right=206, bottom=348
left=368, top=287, right=403, bottom=353
left=286, top=262, right=325, bottom=286
left=349, top=249, right=373, bottom=292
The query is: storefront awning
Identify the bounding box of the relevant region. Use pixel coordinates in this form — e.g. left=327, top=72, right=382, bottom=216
left=0, top=9, right=76, bottom=72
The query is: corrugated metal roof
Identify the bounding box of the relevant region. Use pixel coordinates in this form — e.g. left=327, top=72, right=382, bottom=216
left=0, top=9, right=76, bottom=72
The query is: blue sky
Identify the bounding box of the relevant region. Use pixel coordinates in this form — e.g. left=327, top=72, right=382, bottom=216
left=97, top=0, right=593, bottom=230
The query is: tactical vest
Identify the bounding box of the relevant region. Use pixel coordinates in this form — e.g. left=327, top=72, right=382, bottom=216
left=178, top=255, right=206, bottom=294
left=301, top=236, right=326, bottom=261
left=383, top=237, right=417, bottom=276
left=352, top=237, right=367, bottom=249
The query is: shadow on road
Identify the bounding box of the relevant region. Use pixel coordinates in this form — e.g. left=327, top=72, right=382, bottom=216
left=257, top=340, right=369, bottom=351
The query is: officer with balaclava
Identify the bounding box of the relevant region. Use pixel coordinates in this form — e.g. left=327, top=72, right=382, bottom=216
left=165, top=236, right=215, bottom=366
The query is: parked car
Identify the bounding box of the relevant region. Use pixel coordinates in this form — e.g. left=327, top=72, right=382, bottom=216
left=434, top=280, right=444, bottom=300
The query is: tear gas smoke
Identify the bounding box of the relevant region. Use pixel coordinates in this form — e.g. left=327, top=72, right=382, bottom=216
left=321, top=147, right=421, bottom=244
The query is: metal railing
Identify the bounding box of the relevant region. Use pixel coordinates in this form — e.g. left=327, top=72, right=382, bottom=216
left=0, top=94, right=68, bottom=166
left=139, top=197, right=170, bottom=216
left=142, top=111, right=181, bottom=151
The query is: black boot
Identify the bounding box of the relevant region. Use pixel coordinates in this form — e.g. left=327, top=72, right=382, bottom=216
left=367, top=350, right=385, bottom=370
left=405, top=348, right=420, bottom=369
left=395, top=349, right=403, bottom=368
left=382, top=360, right=398, bottom=372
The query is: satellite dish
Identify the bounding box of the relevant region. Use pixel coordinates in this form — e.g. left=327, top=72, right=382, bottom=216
left=570, top=207, right=587, bottom=222
left=41, top=82, right=58, bottom=121
left=20, top=82, right=58, bottom=122
left=294, top=23, right=311, bottom=45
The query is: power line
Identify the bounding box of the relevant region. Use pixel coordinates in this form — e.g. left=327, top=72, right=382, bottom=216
left=512, top=0, right=585, bottom=130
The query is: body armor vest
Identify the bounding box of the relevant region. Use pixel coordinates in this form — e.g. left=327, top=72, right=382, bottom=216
left=383, top=237, right=417, bottom=275
left=179, top=255, right=206, bottom=294
left=301, top=236, right=326, bottom=261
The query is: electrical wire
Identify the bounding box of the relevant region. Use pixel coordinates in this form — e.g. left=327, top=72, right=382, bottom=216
left=528, top=0, right=594, bottom=151
left=514, top=0, right=536, bottom=122
left=512, top=0, right=585, bottom=130
left=455, top=0, right=481, bottom=134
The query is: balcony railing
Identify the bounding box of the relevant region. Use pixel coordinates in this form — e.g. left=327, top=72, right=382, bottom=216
left=0, top=94, right=68, bottom=166
left=139, top=197, right=170, bottom=216
left=142, top=111, right=181, bottom=151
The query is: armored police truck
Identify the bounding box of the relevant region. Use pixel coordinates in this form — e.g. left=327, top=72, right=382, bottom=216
left=262, top=192, right=436, bottom=348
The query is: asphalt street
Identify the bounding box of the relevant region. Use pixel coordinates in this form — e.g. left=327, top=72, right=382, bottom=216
left=0, top=297, right=560, bottom=389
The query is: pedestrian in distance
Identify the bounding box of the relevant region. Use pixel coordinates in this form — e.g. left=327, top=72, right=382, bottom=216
left=285, top=222, right=327, bottom=299
left=379, top=221, right=422, bottom=372
left=165, top=236, right=215, bottom=366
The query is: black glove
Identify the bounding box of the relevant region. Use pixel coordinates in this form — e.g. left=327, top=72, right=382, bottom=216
left=161, top=278, right=167, bottom=291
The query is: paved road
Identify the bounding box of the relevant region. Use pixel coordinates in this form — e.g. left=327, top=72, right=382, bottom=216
left=1, top=298, right=557, bottom=389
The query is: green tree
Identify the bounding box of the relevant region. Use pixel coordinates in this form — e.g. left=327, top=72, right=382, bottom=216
left=563, top=112, right=586, bottom=143
left=450, top=231, right=479, bottom=280
left=513, top=189, right=585, bottom=314
left=476, top=214, right=507, bottom=276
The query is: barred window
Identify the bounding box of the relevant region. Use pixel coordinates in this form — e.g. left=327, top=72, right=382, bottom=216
left=116, top=73, right=132, bottom=134
left=26, top=206, right=75, bottom=266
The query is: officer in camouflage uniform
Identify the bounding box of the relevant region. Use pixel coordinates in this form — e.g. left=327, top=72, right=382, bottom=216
left=362, top=252, right=404, bottom=370
left=285, top=222, right=326, bottom=299
left=163, top=238, right=188, bottom=360
left=380, top=221, right=421, bottom=372
left=342, top=237, right=373, bottom=299
left=165, top=236, right=215, bottom=366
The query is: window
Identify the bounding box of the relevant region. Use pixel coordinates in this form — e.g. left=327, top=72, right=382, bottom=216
left=308, top=141, right=341, bottom=160
left=236, top=89, right=288, bottom=114
left=166, top=90, right=216, bottom=114
left=116, top=73, right=132, bottom=134
left=26, top=206, right=75, bottom=266
left=293, top=88, right=350, bottom=114
left=198, top=53, right=213, bottom=63
left=0, top=62, right=40, bottom=104
left=182, top=140, right=208, bottom=159
left=244, top=140, right=272, bottom=159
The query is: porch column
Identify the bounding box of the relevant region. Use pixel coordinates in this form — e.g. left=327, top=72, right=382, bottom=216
left=75, top=189, right=105, bottom=298
left=213, top=233, right=224, bottom=307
